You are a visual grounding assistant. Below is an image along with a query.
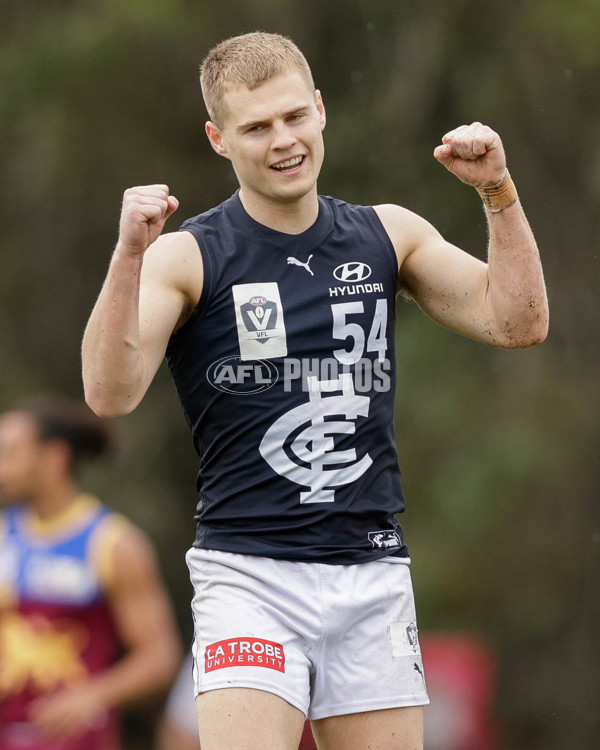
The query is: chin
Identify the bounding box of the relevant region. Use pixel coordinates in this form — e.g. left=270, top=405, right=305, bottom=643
left=273, top=180, right=316, bottom=202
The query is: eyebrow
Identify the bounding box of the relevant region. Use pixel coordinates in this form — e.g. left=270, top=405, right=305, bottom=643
left=236, top=104, right=311, bottom=133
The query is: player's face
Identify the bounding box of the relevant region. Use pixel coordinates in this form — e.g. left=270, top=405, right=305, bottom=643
left=0, top=412, right=45, bottom=502
left=207, top=71, right=326, bottom=208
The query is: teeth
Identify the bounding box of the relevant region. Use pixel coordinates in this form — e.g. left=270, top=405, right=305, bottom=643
left=273, top=156, right=303, bottom=169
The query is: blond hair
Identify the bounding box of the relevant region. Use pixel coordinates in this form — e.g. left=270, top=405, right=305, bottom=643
left=200, top=32, right=315, bottom=127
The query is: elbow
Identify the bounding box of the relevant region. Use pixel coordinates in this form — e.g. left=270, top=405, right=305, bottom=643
left=162, top=640, right=184, bottom=688
left=83, top=383, right=138, bottom=419
left=499, top=316, right=549, bottom=349
left=525, top=305, right=550, bottom=347
left=144, top=632, right=183, bottom=695
left=531, top=320, right=549, bottom=346
left=495, top=294, right=550, bottom=349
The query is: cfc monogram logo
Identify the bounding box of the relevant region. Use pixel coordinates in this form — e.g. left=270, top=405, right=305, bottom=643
left=259, top=373, right=373, bottom=503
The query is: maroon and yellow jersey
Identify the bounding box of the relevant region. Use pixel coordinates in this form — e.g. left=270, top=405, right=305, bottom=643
left=0, top=496, right=127, bottom=750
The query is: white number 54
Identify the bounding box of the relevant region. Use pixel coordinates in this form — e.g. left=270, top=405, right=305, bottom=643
left=331, top=300, right=388, bottom=364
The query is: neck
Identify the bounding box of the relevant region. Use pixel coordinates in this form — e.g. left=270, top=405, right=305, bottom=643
left=238, top=187, right=319, bottom=234
left=29, top=480, right=81, bottom=521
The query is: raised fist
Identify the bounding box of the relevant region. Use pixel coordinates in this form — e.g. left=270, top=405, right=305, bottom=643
left=118, top=184, right=179, bottom=255
left=433, top=123, right=507, bottom=188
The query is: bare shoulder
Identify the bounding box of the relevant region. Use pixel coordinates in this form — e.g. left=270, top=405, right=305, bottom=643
left=93, top=513, right=160, bottom=594
left=90, top=513, right=159, bottom=593
left=373, top=203, right=460, bottom=299
left=140, top=230, right=203, bottom=328
left=373, top=203, right=442, bottom=263
left=111, top=522, right=159, bottom=580
left=142, top=230, right=202, bottom=293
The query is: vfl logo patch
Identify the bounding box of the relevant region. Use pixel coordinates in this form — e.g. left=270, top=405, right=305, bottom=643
left=333, top=262, right=372, bottom=283
left=205, top=637, right=285, bottom=673
left=241, top=296, right=278, bottom=335
left=389, top=621, right=421, bottom=658
left=232, top=283, right=287, bottom=361
left=368, top=530, right=402, bottom=550
left=406, top=623, right=418, bottom=647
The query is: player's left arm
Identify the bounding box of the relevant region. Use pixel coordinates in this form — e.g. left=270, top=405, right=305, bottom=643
left=376, top=122, right=549, bottom=349
left=29, top=520, right=182, bottom=739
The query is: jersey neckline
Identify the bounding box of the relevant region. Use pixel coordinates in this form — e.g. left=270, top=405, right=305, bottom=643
left=224, top=191, right=334, bottom=252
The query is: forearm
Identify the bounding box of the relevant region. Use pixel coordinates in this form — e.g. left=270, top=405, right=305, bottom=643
left=85, top=636, right=181, bottom=711
left=82, top=245, right=146, bottom=417
left=485, top=199, right=549, bottom=348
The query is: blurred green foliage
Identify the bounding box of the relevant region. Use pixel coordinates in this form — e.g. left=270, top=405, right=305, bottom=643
left=1, top=1, right=598, bottom=747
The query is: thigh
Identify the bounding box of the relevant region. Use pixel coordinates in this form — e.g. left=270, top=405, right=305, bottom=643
left=196, top=688, right=306, bottom=750
left=312, top=706, right=424, bottom=750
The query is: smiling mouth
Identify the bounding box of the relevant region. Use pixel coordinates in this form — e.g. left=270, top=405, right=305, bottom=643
left=270, top=155, right=305, bottom=172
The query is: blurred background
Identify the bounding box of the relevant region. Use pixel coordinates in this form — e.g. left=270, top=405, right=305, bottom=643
left=1, top=1, right=598, bottom=747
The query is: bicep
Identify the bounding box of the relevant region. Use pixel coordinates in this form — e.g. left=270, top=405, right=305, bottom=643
left=400, top=232, right=492, bottom=340
left=376, top=204, right=493, bottom=343
left=138, top=232, right=203, bottom=391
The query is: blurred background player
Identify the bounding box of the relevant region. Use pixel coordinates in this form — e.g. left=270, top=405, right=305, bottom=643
left=0, top=396, right=181, bottom=750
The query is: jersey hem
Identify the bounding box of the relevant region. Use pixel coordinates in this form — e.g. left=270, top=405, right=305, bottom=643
left=191, top=542, right=411, bottom=565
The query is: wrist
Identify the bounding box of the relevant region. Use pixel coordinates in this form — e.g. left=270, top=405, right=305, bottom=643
left=113, top=240, right=146, bottom=264
left=476, top=170, right=518, bottom=212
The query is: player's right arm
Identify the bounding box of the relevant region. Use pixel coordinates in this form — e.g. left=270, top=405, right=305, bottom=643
left=82, top=185, right=202, bottom=417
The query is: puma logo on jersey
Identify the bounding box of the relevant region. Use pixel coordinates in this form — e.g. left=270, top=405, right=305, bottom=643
left=287, top=254, right=314, bottom=276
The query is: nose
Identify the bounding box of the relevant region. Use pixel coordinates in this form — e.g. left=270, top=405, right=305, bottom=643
left=271, top=121, right=296, bottom=150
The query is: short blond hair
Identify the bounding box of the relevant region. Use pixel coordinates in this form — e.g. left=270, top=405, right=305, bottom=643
left=200, top=32, right=315, bottom=127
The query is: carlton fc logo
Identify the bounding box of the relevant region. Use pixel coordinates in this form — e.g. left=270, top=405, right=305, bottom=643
left=259, top=373, right=372, bottom=503
left=333, top=262, right=372, bottom=283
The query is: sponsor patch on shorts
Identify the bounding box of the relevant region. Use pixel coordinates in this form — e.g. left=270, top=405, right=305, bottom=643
left=389, top=621, right=421, bottom=658
left=204, top=637, right=286, bottom=673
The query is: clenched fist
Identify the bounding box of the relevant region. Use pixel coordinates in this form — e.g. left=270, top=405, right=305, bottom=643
left=433, top=122, right=506, bottom=188
left=118, top=184, right=179, bottom=255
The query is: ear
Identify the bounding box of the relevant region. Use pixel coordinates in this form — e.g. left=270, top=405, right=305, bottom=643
left=315, top=90, right=326, bottom=131
left=42, top=439, right=74, bottom=477
left=205, top=121, right=230, bottom=159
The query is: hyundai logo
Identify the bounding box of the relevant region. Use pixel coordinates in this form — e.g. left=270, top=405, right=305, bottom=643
left=333, top=262, right=372, bottom=283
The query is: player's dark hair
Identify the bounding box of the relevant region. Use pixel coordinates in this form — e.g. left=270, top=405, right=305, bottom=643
left=16, top=396, right=112, bottom=466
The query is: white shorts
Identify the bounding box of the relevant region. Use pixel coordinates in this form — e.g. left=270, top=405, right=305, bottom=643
left=186, top=548, right=429, bottom=720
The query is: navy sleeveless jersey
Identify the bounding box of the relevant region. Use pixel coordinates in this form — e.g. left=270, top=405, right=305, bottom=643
left=166, top=191, right=409, bottom=564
